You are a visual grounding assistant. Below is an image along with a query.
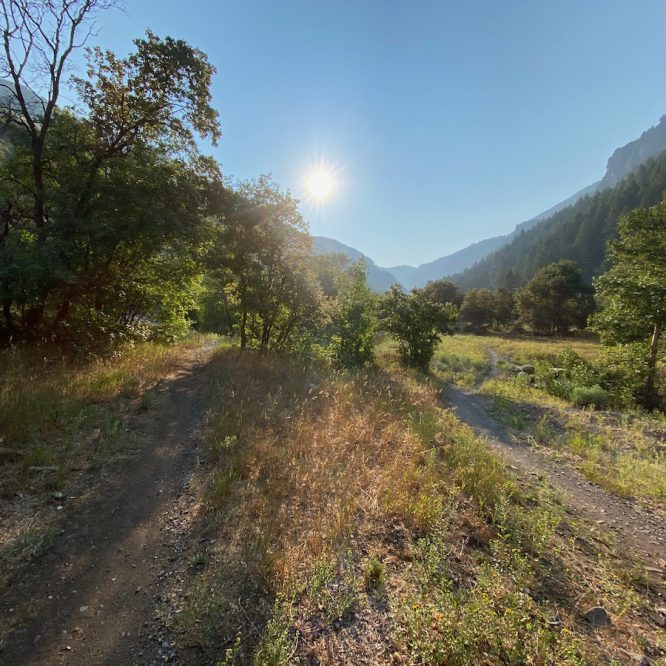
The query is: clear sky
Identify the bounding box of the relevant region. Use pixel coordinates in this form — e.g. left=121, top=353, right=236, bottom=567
left=68, top=1, right=666, bottom=267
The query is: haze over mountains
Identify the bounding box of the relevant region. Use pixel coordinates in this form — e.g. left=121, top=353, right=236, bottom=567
left=314, top=115, right=666, bottom=291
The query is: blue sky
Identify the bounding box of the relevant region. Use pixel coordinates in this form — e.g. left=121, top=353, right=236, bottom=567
left=68, top=1, right=666, bottom=267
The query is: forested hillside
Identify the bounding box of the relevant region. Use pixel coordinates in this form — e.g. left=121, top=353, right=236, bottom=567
left=452, top=149, right=666, bottom=290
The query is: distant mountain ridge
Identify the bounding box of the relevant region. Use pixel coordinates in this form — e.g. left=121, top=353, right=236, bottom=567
left=315, top=115, right=666, bottom=290
left=311, top=236, right=400, bottom=292
left=451, top=147, right=666, bottom=291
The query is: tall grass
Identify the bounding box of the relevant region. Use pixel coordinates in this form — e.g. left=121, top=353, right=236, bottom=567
left=177, top=348, right=635, bottom=664
left=0, top=334, right=218, bottom=492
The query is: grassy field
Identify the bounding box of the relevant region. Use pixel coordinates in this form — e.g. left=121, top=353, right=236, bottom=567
left=175, top=346, right=664, bottom=664
left=432, top=334, right=666, bottom=503
left=1, top=335, right=664, bottom=663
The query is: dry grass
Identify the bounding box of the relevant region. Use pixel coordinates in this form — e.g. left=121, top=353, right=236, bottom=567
left=177, top=347, right=665, bottom=664
left=0, top=334, right=218, bottom=496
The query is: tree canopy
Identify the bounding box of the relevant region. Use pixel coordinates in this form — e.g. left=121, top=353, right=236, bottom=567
left=515, top=261, right=594, bottom=336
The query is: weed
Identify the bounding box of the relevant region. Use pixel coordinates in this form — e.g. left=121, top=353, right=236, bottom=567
left=253, top=596, right=296, bottom=665
left=191, top=551, right=208, bottom=567
left=363, top=556, right=386, bottom=591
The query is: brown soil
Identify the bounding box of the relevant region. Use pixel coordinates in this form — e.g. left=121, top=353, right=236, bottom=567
left=0, top=346, right=213, bottom=665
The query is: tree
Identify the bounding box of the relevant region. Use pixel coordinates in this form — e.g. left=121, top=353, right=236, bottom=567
left=515, top=261, right=594, bottom=335
left=592, top=201, right=666, bottom=408
left=208, top=177, right=324, bottom=351
left=494, top=288, right=515, bottom=329
left=380, top=285, right=456, bottom=369
left=459, top=288, right=496, bottom=333
left=311, top=252, right=349, bottom=298
left=422, top=279, right=463, bottom=308
left=330, top=260, right=377, bottom=368
left=0, top=28, right=221, bottom=342
left=0, top=0, right=119, bottom=237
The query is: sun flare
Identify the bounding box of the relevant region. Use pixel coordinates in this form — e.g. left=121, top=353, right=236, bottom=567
left=305, top=167, right=336, bottom=201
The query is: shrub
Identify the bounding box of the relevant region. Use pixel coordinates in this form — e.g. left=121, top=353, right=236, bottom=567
left=380, top=285, right=456, bottom=369
left=571, top=385, right=609, bottom=410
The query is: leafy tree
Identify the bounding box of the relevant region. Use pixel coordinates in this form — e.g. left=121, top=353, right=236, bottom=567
left=330, top=261, right=377, bottom=368
left=0, top=30, right=221, bottom=343
left=515, top=261, right=594, bottom=335
left=208, top=177, right=324, bottom=351
left=380, top=285, right=456, bottom=369
left=592, top=201, right=666, bottom=408
left=311, top=252, right=349, bottom=298
left=459, top=288, right=496, bottom=333
left=0, top=0, right=120, bottom=236
left=422, top=279, right=463, bottom=307
left=494, top=288, right=516, bottom=329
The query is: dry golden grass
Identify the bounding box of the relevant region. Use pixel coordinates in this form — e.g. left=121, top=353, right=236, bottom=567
left=0, top=334, right=218, bottom=495
left=179, top=348, right=665, bottom=665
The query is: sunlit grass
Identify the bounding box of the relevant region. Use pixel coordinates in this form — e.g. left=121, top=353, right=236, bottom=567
left=176, top=346, right=650, bottom=664
left=0, top=333, right=220, bottom=494
left=434, top=334, right=666, bottom=503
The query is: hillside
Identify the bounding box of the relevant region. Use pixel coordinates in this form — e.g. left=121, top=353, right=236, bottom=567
left=312, top=235, right=400, bottom=291
left=451, top=148, right=666, bottom=290
left=380, top=115, right=666, bottom=288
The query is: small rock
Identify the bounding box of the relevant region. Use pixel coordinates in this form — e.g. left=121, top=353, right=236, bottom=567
left=650, top=609, right=666, bottom=628
left=79, top=606, right=88, bottom=613
left=584, top=606, right=611, bottom=627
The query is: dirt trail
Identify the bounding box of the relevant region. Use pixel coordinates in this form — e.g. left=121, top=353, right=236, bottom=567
left=444, top=352, right=666, bottom=567
left=0, top=345, right=213, bottom=665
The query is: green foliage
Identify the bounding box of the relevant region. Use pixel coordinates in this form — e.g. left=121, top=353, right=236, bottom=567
left=516, top=261, right=594, bottom=335
left=422, top=279, right=463, bottom=307
left=380, top=285, right=457, bottom=369
left=533, top=347, right=642, bottom=409
left=363, top=556, right=386, bottom=591
left=0, top=32, right=222, bottom=347
left=592, top=200, right=666, bottom=408
left=459, top=288, right=497, bottom=333
left=204, top=177, right=325, bottom=352
left=571, top=384, right=609, bottom=410
left=494, top=288, right=516, bottom=329
left=330, top=261, right=377, bottom=368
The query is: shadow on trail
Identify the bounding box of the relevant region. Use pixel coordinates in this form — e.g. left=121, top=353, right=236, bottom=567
left=0, top=353, right=212, bottom=665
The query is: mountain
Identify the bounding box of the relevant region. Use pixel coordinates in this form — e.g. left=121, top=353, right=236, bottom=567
left=600, top=115, right=666, bottom=189
left=451, top=147, right=666, bottom=291
left=385, top=236, right=509, bottom=289
left=382, top=181, right=601, bottom=290
left=382, top=115, right=666, bottom=288
left=312, top=236, right=400, bottom=292
left=0, top=79, right=44, bottom=118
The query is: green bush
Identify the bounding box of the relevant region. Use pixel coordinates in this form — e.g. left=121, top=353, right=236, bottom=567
left=571, top=385, right=609, bottom=410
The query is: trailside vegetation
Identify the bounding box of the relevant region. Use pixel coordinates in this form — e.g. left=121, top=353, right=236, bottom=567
left=592, top=200, right=666, bottom=408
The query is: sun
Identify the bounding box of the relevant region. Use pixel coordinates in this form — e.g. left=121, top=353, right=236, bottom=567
left=305, top=167, right=336, bottom=201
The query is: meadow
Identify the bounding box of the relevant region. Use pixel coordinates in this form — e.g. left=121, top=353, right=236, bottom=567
left=430, top=334, right=666, bottom=503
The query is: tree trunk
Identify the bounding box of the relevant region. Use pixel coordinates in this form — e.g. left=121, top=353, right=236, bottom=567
left=2, top=299, right=13, bottom=331
left=239, top=307, right=248, bottom=349
left=644, top=320, right=662, bottom=409
left=32, top=138, right=47, bottom=239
